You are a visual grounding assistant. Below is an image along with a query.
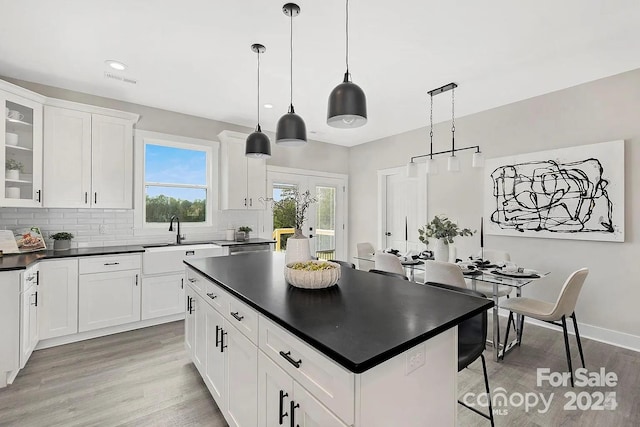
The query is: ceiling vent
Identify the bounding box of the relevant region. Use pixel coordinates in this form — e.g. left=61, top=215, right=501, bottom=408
left=104, top=72, right=137, bottom=85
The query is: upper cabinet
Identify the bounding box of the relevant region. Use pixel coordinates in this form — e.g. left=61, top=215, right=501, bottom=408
left=218, top=130, right=266, bottom=210
left=1, top=82, right=45, bottom=208
left=43, top=102, right=138, bottom=209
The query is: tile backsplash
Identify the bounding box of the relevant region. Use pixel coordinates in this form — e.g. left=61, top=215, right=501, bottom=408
left=0, top=207, right=264, bottom=248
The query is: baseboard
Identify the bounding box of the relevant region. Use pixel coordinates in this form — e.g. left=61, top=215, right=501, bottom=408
left=36, top=313, right=185, bottom=350
left=497, top=308, right=640, bottom=353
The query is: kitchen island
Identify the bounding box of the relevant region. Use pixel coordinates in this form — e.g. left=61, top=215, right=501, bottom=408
left=184, top=252, right=493, bottom=426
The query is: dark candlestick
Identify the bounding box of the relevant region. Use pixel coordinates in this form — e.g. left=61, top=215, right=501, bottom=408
left=480, top=217, right=484, bottom=251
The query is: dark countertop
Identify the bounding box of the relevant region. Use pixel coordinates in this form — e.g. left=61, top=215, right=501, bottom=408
left=210, top=238, right=275, bottom=247
left=0, top=245, right=145, bottom=271
left=184, top=252, right=493, bottom=374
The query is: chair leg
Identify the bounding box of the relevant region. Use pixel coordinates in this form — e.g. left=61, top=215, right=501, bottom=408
left=501, top=312, right=513, bottom=360
left=572, top=312, right=585, bottom=368
left=561, top=316, right=574, bottom=387
left=480, top=354, right=496, bottom=427
left=517, top=314, right=525, bottom=346
left=506, top=295, right=517, bottom=330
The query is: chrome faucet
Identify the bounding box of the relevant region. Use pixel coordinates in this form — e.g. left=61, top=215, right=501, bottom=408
left=168, top=215, right=184, bottom=244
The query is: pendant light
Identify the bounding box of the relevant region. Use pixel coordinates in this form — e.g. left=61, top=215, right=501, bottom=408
left=245, top=43, right=271, bottom=159
left=276, top=3, right=307, bottom=146
left=327, top=0, right=367, bottom=128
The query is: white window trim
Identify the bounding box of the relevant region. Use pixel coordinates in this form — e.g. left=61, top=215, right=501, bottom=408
left=133, top=130, right=219, bottom=235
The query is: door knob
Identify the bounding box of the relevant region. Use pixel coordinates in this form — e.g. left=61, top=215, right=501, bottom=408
left=385, top=232, right=392, bottom=236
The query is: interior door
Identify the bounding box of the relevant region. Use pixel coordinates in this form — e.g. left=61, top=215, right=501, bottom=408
left=266, top=170, right=346, bottom=261
left=382, top=167, right=426, bottom=254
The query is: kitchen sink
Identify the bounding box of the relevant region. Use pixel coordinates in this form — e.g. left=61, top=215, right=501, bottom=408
left=142, top=240, right=214, bottom=248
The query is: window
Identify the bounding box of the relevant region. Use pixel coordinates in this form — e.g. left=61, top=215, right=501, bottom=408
left=135, top=131, right=217, bottom=229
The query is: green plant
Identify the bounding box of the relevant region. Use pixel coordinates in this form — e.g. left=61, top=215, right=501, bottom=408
left=238, top=226, right=252, bottom=233
left=50, top=232, right=74, bottom=240
left=418, top=215, right=474, bottom=245
left=5, top=159, right=23, bottom=171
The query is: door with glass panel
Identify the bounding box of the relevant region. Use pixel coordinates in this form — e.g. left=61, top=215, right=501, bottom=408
left=1, top=92, right=43, bottom=207
left=266, top=170, right=346, bottom=261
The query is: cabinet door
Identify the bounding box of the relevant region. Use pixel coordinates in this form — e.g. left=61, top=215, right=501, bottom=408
left=293, top=382, right=349, bottom=427
left=43, top=106, right=92, bottom=208
left=220, top=139, right=248, bottom=210
left=246, top=157, right=266, bottom=210
left=2, top=92, right=43, bottom=207
left=141, top=274, right=185, bottom=320
left=20, top=285, right=38, bottom=369
left=225, top=320, right=258, bottom=427
left=193, top=294, right=206, bottom=373
left=78, top=270, right=141, bottom=332
left=258, top=352, right=294, bottom=427
left=91, top=114, right=133, bottom=208
left=39, top=259, right=79, bottom=340
left=204, top=303, right=226, bottom=405
left=185, top=289, right=196, bottom=359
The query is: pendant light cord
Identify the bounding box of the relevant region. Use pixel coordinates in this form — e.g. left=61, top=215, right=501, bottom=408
left=289, top=10, right=293, bottom=112
left=345, top=0, right=350, bottom=76
left=429, top=93, right=434, bottom=159
left=451, top=87, right=456, bottom=155
left=257, top=49, right=261, bottom=127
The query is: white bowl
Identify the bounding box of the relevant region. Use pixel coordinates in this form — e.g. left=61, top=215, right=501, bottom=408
left=6, top=133, right=18, bottom=146
left=284, top=260, right=341, bottom=289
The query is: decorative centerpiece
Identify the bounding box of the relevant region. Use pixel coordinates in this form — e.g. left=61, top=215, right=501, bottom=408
left=5, top=159, right=23, bottom=181
left=238, top=226, right=252, bottom=240
left=418, top=215, right=474, bottom=262
left=285, top=260, right=341, bottom=289
left=275, top=189, right=317, bottom=264
left=50, top=232, right=74, bottom=251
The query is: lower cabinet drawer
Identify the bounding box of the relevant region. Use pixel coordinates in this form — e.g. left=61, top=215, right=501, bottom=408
left=79, top=254, right=141, bottom=274
left=258, top=315, right=355, bottom=425
left=224, top=293, right=258, bottom=345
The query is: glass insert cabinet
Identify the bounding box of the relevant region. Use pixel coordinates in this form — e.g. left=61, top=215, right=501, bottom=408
left=1, top=87, right=43, bottom=207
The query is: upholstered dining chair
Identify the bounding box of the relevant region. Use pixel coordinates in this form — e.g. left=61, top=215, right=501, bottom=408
left=500, top=268, right=589, bottom=387
left=328, top=259, right=356, bottom=269
left=356, top=242, right=376, bottom=271
left=422, top=260, right=467, bottom=288
left=425, top=281, right=495, bottom=426
left=374, top=252, right=406, bottom=276
left=368, top=269, right=409, bottom=281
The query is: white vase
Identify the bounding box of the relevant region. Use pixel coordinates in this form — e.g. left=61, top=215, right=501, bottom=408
left=5, top=187, right=20, bottom=199
left=433, top=238, right=449, bottom=262
left=285, top=230, right=312, bottom=264
left=6, top=169, right=19, bottom=180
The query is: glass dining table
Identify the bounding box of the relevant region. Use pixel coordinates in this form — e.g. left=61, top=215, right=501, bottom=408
left=354, top=255, right=549, bottom=361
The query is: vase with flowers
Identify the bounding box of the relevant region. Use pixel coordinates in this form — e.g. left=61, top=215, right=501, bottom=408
left=276, top=188, right=317, bottom=263
left=418, top=215, right=474, bottom=262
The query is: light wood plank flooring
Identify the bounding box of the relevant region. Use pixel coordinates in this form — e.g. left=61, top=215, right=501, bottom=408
left=0, top=319, right=638, bottom=426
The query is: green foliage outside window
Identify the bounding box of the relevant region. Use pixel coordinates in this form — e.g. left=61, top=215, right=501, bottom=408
left=146, top=195, right=206, bottom=223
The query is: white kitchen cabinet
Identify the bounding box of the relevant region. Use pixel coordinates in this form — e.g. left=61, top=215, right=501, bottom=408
left=19, top=264, right=39, bottom=368
left=218, top=130, right=266, bottom=210
left=185, top=289, right=196, bottom=360
left=43, top=104, right=137, bottom=209
left=142, top=273, right=185, bottom=320
left=1, top=81, right=44, bottom=208
left=38, top=259, right=79, bottom=340
left=0, top=270, right=20, bottom=388
left=225, top=318, right=258, bottom=427
left=258, top=352, right=348, bottom=427
left=204, top=302, right=226, bottom=405
left=78, top=269, right=141, bottom=332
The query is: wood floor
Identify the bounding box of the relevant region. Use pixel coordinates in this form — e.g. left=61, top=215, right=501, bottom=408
left=0, top=319, right=638, bottom=426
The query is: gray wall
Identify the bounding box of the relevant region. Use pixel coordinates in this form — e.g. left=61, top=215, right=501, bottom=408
left=349, top=68, right=640, bottom=341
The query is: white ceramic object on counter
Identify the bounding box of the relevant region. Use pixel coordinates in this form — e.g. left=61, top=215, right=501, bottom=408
left=6, top=169, right=19, bottom=180
left=285, top=235, right=312, bottom=264
left=225, top=229, right=235, bottom=241
left=5, top=187, right=20, bottom=199
left=284, top=260, right=341, bottom=289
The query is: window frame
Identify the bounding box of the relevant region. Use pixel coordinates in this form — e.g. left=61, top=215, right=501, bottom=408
left=134, top=130, right=218, bottom=233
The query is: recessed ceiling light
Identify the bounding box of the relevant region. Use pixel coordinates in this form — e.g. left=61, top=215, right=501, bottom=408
left=105, top=60, right=127, bottom=71
left=263, top=103, right=273, bottom=109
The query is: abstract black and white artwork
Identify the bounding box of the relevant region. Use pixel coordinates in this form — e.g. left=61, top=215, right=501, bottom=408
left=484, top=140, right=624, bottom=242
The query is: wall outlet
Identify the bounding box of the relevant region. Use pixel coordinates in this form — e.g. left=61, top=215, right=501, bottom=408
left=99, top=224, right=107, bottom=234
left=405, top=344, right=426, bottom=375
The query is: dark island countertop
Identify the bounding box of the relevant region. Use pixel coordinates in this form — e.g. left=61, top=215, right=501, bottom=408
left=184, top=252, right=493, bottom=374
left=0, top=245, right=145, bottom=271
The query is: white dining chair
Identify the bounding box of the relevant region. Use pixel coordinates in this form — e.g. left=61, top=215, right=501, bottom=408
left=423, top=260, right=467, bottom=288
left=374, top=252, right=406, bottom=276
left=357, top=242, right=375, bottom=271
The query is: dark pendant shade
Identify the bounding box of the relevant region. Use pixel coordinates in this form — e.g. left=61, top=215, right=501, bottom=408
left=276, top=106, right=307, bottom=147
left=327, top=72, right=367, bottom=128
left=245, top=125, right=271, bottom=158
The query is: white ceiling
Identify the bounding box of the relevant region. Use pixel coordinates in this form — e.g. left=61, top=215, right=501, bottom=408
left=1, top=0, right=639, bottom=147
